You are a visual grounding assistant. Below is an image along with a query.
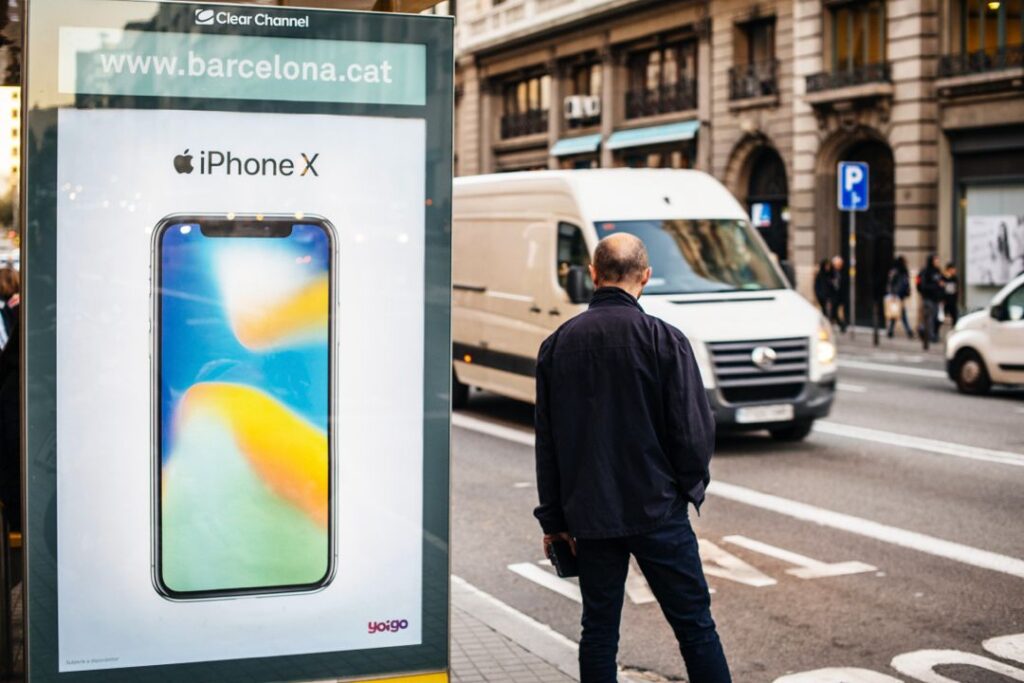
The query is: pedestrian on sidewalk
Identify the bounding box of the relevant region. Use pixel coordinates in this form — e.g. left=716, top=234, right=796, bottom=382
left=917, top=254, right=944, bottom=343
left=813, top=258, right=833, bottom=318
left=943, top=262, right=960, bottom=328
left=829, top=254, right=848, bottom=332
left=533, top=233, right=731, bottom=683
left=885, top=255, right=913, bottom=339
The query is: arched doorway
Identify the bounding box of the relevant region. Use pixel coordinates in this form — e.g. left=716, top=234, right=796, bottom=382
left=746, top=147, right=789, bottom=261
left=839, top=139, right=895, bottom=327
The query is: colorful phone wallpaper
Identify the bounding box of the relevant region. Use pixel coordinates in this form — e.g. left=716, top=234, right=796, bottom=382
left=157, top=221, right=332, bottom=597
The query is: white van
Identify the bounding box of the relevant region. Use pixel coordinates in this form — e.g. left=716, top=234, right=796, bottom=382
left=945, top=272, right=1024, bottom=394
left=452, top=169, right=837, bottom=441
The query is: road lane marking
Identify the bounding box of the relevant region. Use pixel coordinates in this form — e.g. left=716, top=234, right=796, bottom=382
left=709, top=481, right=1024, bottom=579
left=454, top=412, right=1024, bottom=578
left=511, top=561, right=670, bottom=604
left=890, top=650, right=1024, bottom=682
left=453, top=413, right=535, bottom=446
left=723, top=535, right=876, bottom=579
left=700, top=540, right=777, bottom=587
left=838, top=358, right=947, bottom=379
left=837, top=382, right=868, bottom=393
left=774, top=669, right=902, bottom=682
left=458, top=407, right=1024, bottom=470
left=814, top=420, right=1024, bottom=467
left=984, top=634, right=1024, bottom=664
left=508, top=563, right=582, bottom=603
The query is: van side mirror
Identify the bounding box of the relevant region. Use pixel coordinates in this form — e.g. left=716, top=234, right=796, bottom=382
left=780, top=260, right=796, bottom=288
left=990, top=303, right=1007, bottom=321
left=566, top=265, right=593, bottom=305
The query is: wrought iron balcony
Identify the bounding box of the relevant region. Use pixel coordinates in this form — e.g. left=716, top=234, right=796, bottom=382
left=625, top=79, right=697, bottom=119
left=805, top=62, right=890, bottom=93
left=938, top=45, right=1024, bottom=78
left=729, top=61, right=779, bottom=100
left=500, top=109, right=549, bottom=139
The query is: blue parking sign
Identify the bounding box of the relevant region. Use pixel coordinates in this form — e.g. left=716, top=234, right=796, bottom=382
left=838, top=161, right=869, bottom=211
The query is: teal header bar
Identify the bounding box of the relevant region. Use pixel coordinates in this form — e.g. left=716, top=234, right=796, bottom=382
left=59, top=27, right=426, bottom=106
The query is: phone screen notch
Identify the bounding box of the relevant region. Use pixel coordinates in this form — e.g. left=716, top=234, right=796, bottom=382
left=199, top=221, right=293, bottom=238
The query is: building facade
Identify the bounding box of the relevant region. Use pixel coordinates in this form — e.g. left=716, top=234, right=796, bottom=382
left=453, top=0, right=1024, bottom=313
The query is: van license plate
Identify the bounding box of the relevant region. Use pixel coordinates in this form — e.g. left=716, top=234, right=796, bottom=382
left=735, top=404, right=795, bottom=424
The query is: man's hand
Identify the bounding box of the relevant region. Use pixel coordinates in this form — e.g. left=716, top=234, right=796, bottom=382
left=542, top=532, right=576, bottom=558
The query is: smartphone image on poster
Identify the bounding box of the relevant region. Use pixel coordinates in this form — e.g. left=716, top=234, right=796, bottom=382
left=152, top=213, right=336, bottom=600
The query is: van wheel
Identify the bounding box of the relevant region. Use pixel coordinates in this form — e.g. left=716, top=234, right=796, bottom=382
left=954, top=350, right=991, bottom=395
left=452, top=369, right=470, bottom=410
left=769, top=419, right=814, bottom=442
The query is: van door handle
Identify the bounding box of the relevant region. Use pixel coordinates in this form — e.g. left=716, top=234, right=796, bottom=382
left=548, top=308, right=561, bottom=316
left=529, top=305, right=542, bottom=314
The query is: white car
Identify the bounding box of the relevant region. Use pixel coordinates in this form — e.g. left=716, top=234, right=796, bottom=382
left=946, top=272, right=1024, bottom=394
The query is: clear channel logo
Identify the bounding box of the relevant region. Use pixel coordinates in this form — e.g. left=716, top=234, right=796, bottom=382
left=193, top=7, right=310, bottom=28
left=193, top=8, right=215, bottom=25
left=174, top=149, right=320, bottom=178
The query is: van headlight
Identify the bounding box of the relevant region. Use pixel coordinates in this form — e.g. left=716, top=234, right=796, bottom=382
left=817, top=318, right=836, bottom=366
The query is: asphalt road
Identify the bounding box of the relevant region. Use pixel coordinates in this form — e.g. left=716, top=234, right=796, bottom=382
left=450, top=339, right=1024, bottom=682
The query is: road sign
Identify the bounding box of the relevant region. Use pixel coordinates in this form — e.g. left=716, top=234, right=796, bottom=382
left=751, top=202, right=772, bottom=228
left=838, top=161, right=870, bottom=211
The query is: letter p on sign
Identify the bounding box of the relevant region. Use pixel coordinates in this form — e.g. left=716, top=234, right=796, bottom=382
left=838, top=161, right=869, bottom=211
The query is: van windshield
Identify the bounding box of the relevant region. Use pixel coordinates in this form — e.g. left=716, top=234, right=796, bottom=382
left=595, top=219, right=785, bottom=295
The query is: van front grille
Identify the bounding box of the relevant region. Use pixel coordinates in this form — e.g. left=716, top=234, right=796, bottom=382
left=706, top=338, right=809, bottom=405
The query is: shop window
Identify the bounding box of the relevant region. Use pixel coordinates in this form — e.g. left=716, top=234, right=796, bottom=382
left=962, top=0, right=1023, bottom=54
left=556, top=222, right=590, bottom=290
left=625, top=40, right=697, bottom=118
left=565, top=62, right=602, bottom=128
left=941, top=0, right=1022, bottom=76
left=618, top=147, right=690, bottom=169
left=500, top=72, right=550, bottom=139
left=830, top=0, right=886, bottom=72
left=571, top=63, right=602, bottom=98
left=730, top=18, right=778, bottom=99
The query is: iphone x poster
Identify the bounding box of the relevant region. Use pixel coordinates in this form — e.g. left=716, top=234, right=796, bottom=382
left=55, top=107, right=426, bottom=670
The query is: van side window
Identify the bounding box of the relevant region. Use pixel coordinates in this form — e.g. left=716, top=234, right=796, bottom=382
left=557, top=222, right=590, bottom=290
left=1006, top=285, right=1024, bottom=321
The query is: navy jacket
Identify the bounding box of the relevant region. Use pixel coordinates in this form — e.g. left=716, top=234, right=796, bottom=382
left=533, top=287, right=715, bottom=539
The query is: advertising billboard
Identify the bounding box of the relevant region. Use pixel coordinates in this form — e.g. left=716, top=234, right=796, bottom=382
left=22, top=2, right=452, bottom=681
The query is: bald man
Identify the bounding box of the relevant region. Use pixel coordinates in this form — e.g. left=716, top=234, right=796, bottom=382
left=534, top=233, right=731, bottom=682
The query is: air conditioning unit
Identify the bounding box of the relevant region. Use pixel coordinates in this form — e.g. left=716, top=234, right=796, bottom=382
left=582, top=95, right=601, bottom=118
left=564, top=95, right=586, bottom=120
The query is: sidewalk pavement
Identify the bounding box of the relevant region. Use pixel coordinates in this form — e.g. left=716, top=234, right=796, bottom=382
left=835, top=325, right=947, bottom=358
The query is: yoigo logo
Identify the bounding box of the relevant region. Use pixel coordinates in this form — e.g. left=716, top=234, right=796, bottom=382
left=194, top=8, right=215, bottom=25
left=368, top=619, right=409, bottom=635
left=173, top=149, right=320, bottom=178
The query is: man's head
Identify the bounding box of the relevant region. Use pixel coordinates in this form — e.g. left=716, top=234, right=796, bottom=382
left=832, top=255, right=844, bottom=269
left=589, top=233, right=652, bottom=298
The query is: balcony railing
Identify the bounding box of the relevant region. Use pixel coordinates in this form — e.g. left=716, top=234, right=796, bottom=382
left=625, top=79, right=697, bottom=119
left=729, top=61, right=779, bottom=100
left=500, top=109, right=549, bottom=139
left=938, top=45, right=1024, bottom=78
left=805, top=62, right=891, bottom=93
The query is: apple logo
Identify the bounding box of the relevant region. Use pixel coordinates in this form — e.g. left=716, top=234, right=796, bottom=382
left=174, top=149, right=194, bottom=175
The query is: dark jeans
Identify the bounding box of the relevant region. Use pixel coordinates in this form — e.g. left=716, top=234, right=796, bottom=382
left=575, top=509, right=731, bottom=683
left=922, top=299, right=940, bottom=342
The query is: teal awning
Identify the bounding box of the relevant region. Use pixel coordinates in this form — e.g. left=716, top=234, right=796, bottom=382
left=550, top=133, right=602, bottom=157
left=606, top=120, right=700, bottom=151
